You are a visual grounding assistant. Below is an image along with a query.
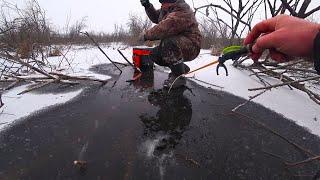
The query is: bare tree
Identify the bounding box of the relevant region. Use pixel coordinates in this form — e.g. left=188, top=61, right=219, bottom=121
left=199, top=18, right=219, bottom=49
left=265, top=0, right=320, bottom=18
left=127, top=14, right=152, bottom=45
left=68, top=17, right=87, bottom=40
left=112, top=23, right=128, bottom=42
left=194, top=0, right=263, bottom=45
left=0, top=0, right=52, bottom=59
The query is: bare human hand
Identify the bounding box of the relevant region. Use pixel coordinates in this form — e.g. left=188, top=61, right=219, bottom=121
left=244, top=15, right=320, bottom=62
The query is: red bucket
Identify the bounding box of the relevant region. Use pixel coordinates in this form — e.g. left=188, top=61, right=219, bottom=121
left=133, top=47, right=154, bottom=72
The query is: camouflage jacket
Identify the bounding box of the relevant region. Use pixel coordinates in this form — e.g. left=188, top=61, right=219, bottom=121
left=144, top=0, right=202, bottom=48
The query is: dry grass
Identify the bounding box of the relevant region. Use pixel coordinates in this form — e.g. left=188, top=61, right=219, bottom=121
left=16, top=41, right=32, bottom=59
left=48, top=47, right=62, bottom=57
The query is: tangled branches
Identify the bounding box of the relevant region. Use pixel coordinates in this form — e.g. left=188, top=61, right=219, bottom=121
left=0, top=0, right=111, bottom=101
left=0, top=0, right=52, bottom=59
left=0, top=50, right=108, bottom=98
left=243, top=59, right=320, bottom=105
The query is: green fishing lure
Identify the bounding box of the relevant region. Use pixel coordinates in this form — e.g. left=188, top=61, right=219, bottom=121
left=222, top=45, right=242, bottom=55
left=217, top=45, right=251, bottom=76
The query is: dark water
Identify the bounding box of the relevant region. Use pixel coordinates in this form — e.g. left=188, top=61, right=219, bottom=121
left=0, top=65, right=320, bottom=180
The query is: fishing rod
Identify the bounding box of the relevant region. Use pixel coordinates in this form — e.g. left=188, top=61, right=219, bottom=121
left=117, top=49, right=142, bottom=72
left=81, top=31, right=124, bottom=74
left=168, top=45, right=252, bottom=93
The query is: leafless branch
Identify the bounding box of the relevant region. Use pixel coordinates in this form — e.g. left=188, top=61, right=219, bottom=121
left=232, top=90, right=268, bottom=112
left=266, top=0, right=320, bottom=18
left=0, top=93, right=3, bottom=109
left=280, top=0, right=298, bottom=16
left=188, top=75, right=224, bottom=89
left=249, top=76, right=320, bottom=92
left=286, top=155, right=320, bottom=167
left=231, top=111, right=316, bottom=157
left=194, top=4, right=251, bottom=29
left=5, top=51, right=57, bottom=79
left=18, top=79, right=57, bottom=95
left=3, top=79, right=20, bottom=91
left=238, top=59, right=320, bottom=105
left=304, top=6, right=320, bottom=18
left=50, top=72, right=109, bottom=84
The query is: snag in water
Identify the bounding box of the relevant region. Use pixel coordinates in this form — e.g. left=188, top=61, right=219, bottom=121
left=73, top=160, right=87, bottom=172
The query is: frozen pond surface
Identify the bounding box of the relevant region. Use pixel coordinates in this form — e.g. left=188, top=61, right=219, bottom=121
left=0, top=65, right=319, bottom=179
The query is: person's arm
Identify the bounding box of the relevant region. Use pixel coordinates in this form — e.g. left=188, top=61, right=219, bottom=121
left=314, top=31, right=320, bottom=74
left=140, top=0, right=160, bottom=24
left=145, top=4, right=161, bottom=24
left=244, top=15, right=320, bottom=63
left=145, top=12, right=196, bottom=40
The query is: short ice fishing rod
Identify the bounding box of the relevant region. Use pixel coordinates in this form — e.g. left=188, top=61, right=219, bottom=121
left=186, top=44, right=252, bottom=76
left=168, top=44, right=253, bottom=92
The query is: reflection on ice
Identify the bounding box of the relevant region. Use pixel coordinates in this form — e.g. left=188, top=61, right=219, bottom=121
left=142, top=135, right=169, bottom=158
left=141, top=135, right=174, bottom=180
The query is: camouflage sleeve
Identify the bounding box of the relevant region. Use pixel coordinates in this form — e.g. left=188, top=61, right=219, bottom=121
left=145, top=4, right=160, bottom=24
left=144, top=12, right=195, bottom=41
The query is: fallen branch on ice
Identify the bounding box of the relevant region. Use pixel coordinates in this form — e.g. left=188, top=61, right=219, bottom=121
left=230, top=111, right=316, bottom=157
left=232, top=90, right=268, bottom=112
left=18, top=79, right=58, bottom=95
left=189, top=75, right=224, bottom=89
left=0, top=93, right=3, bottom=109
left=286, top=155, right=320, bottom=167
left=50, top=72, right=109, bottom=84
left=238, top=60, right=320, bottom=105
left=5, top=51, right=57, bottom=80
left=249, top=76, right=320, bottom=91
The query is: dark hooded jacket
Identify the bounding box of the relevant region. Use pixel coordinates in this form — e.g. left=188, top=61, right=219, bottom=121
left=144, top=0, right=202, bottom=49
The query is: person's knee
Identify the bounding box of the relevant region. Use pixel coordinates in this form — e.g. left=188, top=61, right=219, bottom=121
left=162, top=37, right=200, bottom=62
left=161, top=38, right=183, bottom=64
left=161, top=38, right=179, bottom=50
left=150, top=46, right=170, bottom=67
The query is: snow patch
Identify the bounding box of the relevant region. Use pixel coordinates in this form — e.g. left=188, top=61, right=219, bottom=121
left=0, top=44, right=119, bottom=132
left=0, top=85, right=82, bottom=131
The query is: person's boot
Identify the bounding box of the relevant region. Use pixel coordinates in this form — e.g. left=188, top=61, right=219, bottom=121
left=163, top=62, right=190, bottom=89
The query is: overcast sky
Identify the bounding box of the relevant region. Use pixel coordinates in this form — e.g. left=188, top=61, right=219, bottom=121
left=12, top=0, right=202, bottom=33
left=11, top=0, right=320, bottom=33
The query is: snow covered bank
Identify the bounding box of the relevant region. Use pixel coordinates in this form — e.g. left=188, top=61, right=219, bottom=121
left=0, top=85, right=82, bottom=131
left=185, top=50, right=320, bottom=136
left=0, top=45, right=118, bottom=132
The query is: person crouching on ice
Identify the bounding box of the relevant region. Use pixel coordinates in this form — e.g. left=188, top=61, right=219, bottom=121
left=139, top=0, right=202, bottom=89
